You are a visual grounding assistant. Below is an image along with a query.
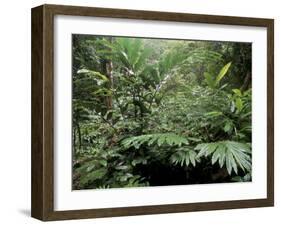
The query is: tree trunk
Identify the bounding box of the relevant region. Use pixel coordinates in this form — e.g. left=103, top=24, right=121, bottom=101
left=100, top=37, right=114, bottom=116
left=73, top=127, right=76, bottom=156
left=105, top=60, right=113, bottom=110
left=76, top=122, right=82, bottom=149
left=240, top=71, right=251, bottom=91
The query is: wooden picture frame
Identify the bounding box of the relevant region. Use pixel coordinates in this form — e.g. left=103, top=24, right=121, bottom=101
left=31, top=4, right=274, bottom=221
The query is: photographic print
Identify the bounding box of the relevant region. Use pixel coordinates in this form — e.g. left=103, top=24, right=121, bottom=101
left=72, top=35, right=252, bottom=190
left=32, top=4, right=273, bottom=220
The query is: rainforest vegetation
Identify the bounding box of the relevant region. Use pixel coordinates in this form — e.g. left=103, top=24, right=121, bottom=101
left=72, top=35, right=252, bottom=189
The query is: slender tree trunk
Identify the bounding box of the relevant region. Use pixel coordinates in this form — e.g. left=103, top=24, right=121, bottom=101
left=105, top=60, right=113, bottom=110
left=133, top=92, right=137, bottom=120
left=100, top=37, right=114, bottom=116
left=73, top=127, right=76, bottom=156
left=240, top=71, right=251, bottom=91
left=76, top=122, right=82, bottom=149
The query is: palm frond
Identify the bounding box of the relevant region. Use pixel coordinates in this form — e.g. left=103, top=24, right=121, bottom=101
left=121, top=133, right=189, bottom=149
left=170, top=147, right=199, bottom=167
left=195, top=141, right=251, bottom=175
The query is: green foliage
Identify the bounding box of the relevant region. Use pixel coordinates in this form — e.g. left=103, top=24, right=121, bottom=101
left=113, top=38, right=152, bottom=73
left=80, top=168, right=107, bottom=186
left=77, top=68, right=109, bottom=81
left=215, top=62, right=232, bottom=86
left=204, top=62, right=232, bottom=88
left=231, top=173, right=251, bottom=182
left=72, top=35, right=252, bottom=189
left=195, top=141, right=251, bottom=175
left=170, top=147, right=199, bottom=167
left=121, top=133, right=189, bottom=149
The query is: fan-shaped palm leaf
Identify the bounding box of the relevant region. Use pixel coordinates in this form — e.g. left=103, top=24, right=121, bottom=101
left=195, top=141, right=251, bottom=175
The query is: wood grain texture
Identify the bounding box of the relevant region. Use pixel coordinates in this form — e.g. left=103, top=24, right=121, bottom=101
left=31, top=4, right=274, bottom=221
left=266, top=19, right=274, bottom=206
left=31, top=5, right=55, bottom=220
left=45, top=4, right=272, bottom=26
left=31, top=5, right=44, bottom=220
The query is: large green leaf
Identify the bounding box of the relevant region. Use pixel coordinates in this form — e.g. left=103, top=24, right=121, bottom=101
left=77, top=68, right=109, bottom=81
left=195, top=140, right=251, bottom=175
left=113, top=38, right=152, bottom=73
left=215, top=62, right=232, bottom=86
left=235, top=97, right=244, bottom=112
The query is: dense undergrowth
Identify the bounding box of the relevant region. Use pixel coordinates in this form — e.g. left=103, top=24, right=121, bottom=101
left=72, top=36, right=252, bottom=189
